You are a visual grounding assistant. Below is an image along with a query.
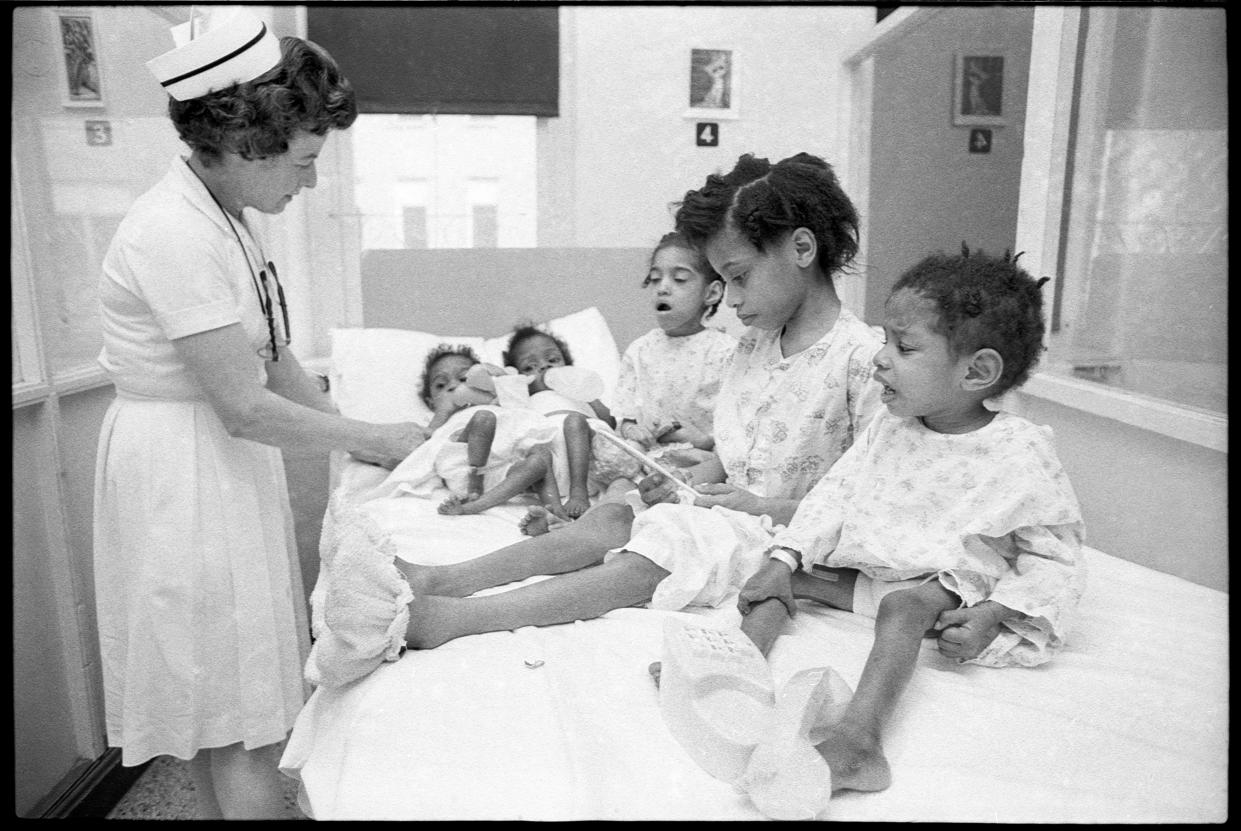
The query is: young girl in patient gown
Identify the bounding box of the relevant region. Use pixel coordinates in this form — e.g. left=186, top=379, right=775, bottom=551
left=733, top=246, right=1085, bottom=809
left=612, top=231, right=735, bottom=457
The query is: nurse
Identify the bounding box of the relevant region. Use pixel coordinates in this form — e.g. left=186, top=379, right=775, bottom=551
left=91, top=8, right=423, bottom=818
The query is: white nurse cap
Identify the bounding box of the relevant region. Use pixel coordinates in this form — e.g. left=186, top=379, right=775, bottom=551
left=146, top=6, right=282, bottom=101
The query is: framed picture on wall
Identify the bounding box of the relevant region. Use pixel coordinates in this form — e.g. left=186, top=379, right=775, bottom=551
left=952, top=53, right=1004, bottom=126
left=685, top=47, right=739, bottom=120
left=55, top=8, right=106, bottom=107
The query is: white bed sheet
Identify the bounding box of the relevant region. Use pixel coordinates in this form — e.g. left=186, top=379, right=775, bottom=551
left=280, top=460, right=1228, bottom=822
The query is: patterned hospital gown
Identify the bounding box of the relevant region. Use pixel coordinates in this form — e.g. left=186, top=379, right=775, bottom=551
left=772, top=408, right=1086, bottom=668
left=617, top=310, right=884, bottom=610
left=611, top=326, right=737, bottom=440
left=714, top=310, right=883, bottom=501
left=376, top=404, right=561, bottom=499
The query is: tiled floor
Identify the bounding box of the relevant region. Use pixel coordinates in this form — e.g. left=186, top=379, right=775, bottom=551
left=106, top=755, right=303, bottom=819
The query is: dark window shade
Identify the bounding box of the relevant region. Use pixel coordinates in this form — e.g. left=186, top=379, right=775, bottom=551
left=308, top=6, right=559, bottom=117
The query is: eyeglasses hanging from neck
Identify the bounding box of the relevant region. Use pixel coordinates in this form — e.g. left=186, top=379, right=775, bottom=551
left=198, top=178, right=292, bottom=361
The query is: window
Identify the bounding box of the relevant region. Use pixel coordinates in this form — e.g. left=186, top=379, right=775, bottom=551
left=351, top=115, right=536, bottom=249
left=472, top=205, right=498, bottom=248
left=1044, top=7, right=1226, bottom=415
left=403, top=206, right=428, bottom=249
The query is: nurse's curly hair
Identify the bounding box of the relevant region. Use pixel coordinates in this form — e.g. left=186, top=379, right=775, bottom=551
left=673, top=152, right=859, bottom=279
left=169, top=37, right=357, bottom=164
left=419, top=344, right=481, bottom=408
left=892, top=244, right=1051, bottom=394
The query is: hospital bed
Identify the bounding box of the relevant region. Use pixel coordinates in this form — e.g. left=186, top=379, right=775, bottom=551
left=278, top=248, right=1227, bottom=822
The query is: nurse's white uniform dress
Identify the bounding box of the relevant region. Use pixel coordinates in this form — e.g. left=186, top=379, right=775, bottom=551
left=94, top=156, right=308, bottom=766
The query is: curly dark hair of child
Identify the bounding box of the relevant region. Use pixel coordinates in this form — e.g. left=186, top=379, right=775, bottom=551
left=502, top=324, right=574, bottom=370
left=893, top=244, right=1052, bottom=394
left=672, top=152, right=860, bottom=280
left=419, top=343, right=481, bottom=408
left=169, top=37, right=358, bottom=165
left=645, top=231, right=724, bottom=319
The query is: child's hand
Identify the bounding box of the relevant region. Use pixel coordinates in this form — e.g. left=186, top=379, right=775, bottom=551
left=737, top=558, right=797, bottom=617
left=691, top=482, right=763, bottom=515
left=618, top=421, right=656, bottom=449
left=660, top=422, right=712, bottom=450
left=660, top=447, right=719, bottom=469
left=636, top=469, right=694, bottom=506
left=934, top=601, right=1013, bottom=661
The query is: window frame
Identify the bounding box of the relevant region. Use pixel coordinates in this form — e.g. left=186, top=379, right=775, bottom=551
left=1014, top=6, right=1226, bottom=451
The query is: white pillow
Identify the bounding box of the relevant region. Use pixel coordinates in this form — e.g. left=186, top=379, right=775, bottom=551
left=330, top=306, right=622, bottom=425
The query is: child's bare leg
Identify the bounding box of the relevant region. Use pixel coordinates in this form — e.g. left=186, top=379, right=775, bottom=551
left=814, top=580, right=957, bottom=793
left=441, top=450, right=552, bottom=516
left=738, top=566, right=858, bottom=656
left=518, top=447, right=570, bottom=534
left=532, top=446, right=570, bottom=520
left=463, top=409, right=497, bottom=499
left=405, top=550, right=667, bottom=648
left=396, top=501, right=636, bottom=597
left=561, top=413, right=593, bottom=518
left=598, top=477, right=637, bottom=504
left=790, top=566, right=859, bottom=609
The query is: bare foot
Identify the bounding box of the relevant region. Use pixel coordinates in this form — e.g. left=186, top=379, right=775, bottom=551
left=519, top=506, right=570, bottom=536
left=813, top=722, right=892, bottom=793
left=439, top=494, right=482, bottom=516
left=519, top=506, right=552, bottom=536
left=562, top=493, right=590, bottom=518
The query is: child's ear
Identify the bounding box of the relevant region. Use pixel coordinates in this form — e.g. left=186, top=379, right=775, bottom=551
left=962, top=348, right=1003, bottom=392
left=789, top=227, right=818, bottom=268
left=704, top=279, right=724, bottom=307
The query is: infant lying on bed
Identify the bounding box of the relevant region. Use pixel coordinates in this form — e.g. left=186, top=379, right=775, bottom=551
left=403, top=343, right=566, bottom=518
left=376, top=329, right=644, bottom=527
left=501, top=325, right=643, bottom=521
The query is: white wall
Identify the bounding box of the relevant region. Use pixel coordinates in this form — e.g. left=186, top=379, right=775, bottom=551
left=1007, top=391, right=1228, bottom=592
left=538, top=5, right=876, bottom=248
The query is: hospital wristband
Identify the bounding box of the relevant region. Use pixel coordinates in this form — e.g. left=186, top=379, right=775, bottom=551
left=768, top=547, right=801, bottom=572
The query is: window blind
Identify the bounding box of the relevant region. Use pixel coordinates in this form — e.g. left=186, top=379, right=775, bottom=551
left=307, top=5, right=559, bottom=117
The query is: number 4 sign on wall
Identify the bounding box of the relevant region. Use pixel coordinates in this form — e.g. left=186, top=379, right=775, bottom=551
left=696, top=122, right=719, bottom=147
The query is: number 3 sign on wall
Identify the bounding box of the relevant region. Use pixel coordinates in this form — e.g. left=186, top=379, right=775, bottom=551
left=85, top=119, right=112, bottom=146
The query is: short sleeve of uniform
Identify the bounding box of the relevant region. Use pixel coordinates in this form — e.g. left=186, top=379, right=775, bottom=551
left=113, top=211, right=241, bottom=340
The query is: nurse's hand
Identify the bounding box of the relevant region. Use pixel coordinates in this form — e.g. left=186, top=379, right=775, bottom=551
left=691, top=482, right=764, bottom=515
left=350, top=422, right=430, bottom=469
